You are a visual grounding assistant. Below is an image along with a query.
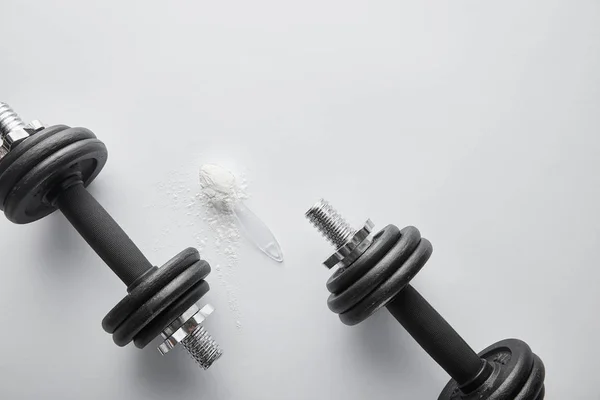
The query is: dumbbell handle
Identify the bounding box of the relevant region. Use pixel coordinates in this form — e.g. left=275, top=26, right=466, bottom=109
left=55, top=181, right=153, bottom=287
left=387, top=284, right=491, bottom=390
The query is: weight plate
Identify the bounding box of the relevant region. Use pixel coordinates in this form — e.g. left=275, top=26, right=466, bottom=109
left=438, top=339, right=545, bottom=400
left=103, top=248, right=212, bottom=349
left=0, top=126, right=107, bottom=223
left=325, top=224, right=433, bottom=326
left=4, top=139, right=107, bottom=223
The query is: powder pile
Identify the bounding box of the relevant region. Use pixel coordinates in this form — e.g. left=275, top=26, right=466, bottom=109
left=199, top=164, right=242, bottom=212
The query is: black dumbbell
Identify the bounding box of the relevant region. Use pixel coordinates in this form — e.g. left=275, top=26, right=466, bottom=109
left=0, top=102, right=222, bottom=369
left=306, top=199, right=545, bottom=399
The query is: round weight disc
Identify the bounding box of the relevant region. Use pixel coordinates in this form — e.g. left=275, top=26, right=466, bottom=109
left=324, top=225, right=433, bottom=326
left=0, top=126, right=107, bottom=224
left=438, top=339, right=545, bottom=400
left=0, top=125, right=70, bottom=205
left=103, top=248, right=212, bottom=349
left=339, top=237, right=432, bottom=325
left=4, top=139, right=107, bottom=223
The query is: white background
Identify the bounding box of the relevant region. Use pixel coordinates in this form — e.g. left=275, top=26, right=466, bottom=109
left=1, top=1, right=599, bottom=399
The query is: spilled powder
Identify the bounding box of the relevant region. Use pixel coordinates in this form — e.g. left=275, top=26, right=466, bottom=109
left=198, top=164, right=248, bottom=270
left=148, top=162, right=249, bottom=328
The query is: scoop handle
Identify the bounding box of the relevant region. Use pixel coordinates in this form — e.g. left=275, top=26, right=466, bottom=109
left=232, top=201, right=284, bottom=262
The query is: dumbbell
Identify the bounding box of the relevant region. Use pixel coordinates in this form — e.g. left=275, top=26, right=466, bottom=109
left=305, top=199, right=545, bottom=399
left=0, top=103, right=222, bottom=369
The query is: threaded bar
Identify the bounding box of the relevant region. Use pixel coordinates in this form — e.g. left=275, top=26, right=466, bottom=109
left=182, top=326, right=223, bottom=369
left=0, top=102, right=26, bottom=135
left=305, top=199, right=356, bottom=248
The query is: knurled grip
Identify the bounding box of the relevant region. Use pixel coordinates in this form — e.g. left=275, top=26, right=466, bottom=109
left=55, top=182, right=153, bottom=286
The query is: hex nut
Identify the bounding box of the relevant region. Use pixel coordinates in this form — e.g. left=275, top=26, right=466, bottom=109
left=3, top=128, right=29, bottom=147
left=158, top=304, right=216, bottom=355
left=324, top=219, right=375, bottom=269
left=25, top=120, right=46, bottom=133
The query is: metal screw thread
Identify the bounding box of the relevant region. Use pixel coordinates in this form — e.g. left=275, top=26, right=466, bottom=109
left=305, top=199, right=355, bottom=248
left=181, top=326, right=223, bottom=370
left=0, top=102, right=26, bottom=136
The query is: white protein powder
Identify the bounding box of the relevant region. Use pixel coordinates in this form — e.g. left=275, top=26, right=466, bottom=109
left=199, top=164, right=239, bottom=210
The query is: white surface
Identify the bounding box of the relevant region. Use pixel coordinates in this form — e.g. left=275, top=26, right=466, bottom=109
left=1, top=1, right=599, bottom=399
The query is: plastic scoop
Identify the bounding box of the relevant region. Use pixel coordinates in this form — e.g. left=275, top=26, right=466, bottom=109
left=199, top=164, right=284, bottom=262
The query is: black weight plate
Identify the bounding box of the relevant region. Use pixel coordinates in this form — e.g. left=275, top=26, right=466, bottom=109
left=514, top=355, right=545, bottom=400
left=328, top=226, right=421, bottom=314
left=326, top=225, right=401, bottom=294
left=0, top=125, right=78, bottom=206
left=339, top=238, right=433, bottom=325
left=0, top=125, right=69, bottom=179
left=103, top=248, right=203, bottom=333
left=4, top=139, right=107, bottom=223
left=438, top=339, right=544, bottom=400
left=112, top=261, right=208, bottom=346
